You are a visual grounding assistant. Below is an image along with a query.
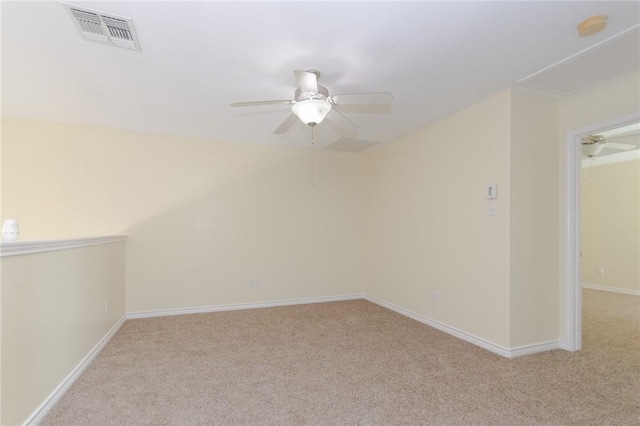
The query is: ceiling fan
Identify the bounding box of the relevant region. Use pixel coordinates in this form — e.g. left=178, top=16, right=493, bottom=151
left=581, top=134, right=636, bottom=158
left=231, top=70, right=393, bottom=137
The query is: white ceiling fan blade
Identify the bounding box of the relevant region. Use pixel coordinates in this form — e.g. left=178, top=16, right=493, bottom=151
left=331, top=92, right=394, bottom=105
left=325, top=109, right=358, bottom=138
left=606, top=142, right=637, bottom=151
left=606, top=132, right=639, bottom=140
left=294, top=70, right=318, bottom=94
left=231, top=100, right=293, bottom=107
left=274, top=113, right=299, bottom=135
left=599, top=122, right=640, bottom=139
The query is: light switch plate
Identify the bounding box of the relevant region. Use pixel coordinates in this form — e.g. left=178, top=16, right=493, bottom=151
left=487, top=183, right=498, bottom=200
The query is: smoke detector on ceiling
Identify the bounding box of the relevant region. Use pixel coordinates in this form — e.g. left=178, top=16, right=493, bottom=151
left=63, top=3, right=141, bottom=50
left=577, top=15, right=608, bottom=37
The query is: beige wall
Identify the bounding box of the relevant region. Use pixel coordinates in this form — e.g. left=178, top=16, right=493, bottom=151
left=1, top=118, right=366, bottom=312
left=1, top=242, right=126, bottom=425
left=365, top=88, right=564, bottom=349
left=365, top=91, right=512, bottom=347
left=509, top=89, right=560, bottom=346
left=581, top=159, right=640, bottom=292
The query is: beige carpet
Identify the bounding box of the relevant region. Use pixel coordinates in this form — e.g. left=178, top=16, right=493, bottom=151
left=43, top=290, right=639, bottom=425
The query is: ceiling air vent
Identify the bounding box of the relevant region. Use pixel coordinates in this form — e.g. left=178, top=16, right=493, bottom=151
left=63, top=3, right=141, bottom=50
left=325, top=137, right=382, bottom=153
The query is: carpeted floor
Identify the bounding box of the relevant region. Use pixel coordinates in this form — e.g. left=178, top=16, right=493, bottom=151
left=43, top=289, right=639, bottom=425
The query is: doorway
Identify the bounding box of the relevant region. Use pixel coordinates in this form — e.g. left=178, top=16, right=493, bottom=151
left=564, top=113, right=640, bottom=351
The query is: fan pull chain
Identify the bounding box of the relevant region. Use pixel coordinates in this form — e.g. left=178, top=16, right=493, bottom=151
left=311, top=126, right=315, bottom=187
left=589, top=156, right=594, bottom=179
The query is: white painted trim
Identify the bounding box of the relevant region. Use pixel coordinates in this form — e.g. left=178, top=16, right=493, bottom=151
left=127, top=293, right=365, bottom=319
left=1, top=235, right=127, bottom=257
left=24, top=315, right=127, bottom=426
left=582, top=283, right=640, bottom=296
left=131, top=293, right=563, bottom=358
left=517, top=25, right=640, bottom=86
left=564, top=125, right=583, bottom=352
left=509, top=340, right=564, bottom=357
left=563, top=112, right=640, bottom=353
left=363, top=295, right=561, bottom=358
left=581, top=150, right=639, bottom=167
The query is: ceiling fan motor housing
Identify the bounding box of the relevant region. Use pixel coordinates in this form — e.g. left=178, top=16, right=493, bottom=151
left=295, top=86, right=329, bottom=102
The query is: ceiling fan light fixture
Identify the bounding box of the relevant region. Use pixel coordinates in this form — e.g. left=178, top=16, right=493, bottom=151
left=582, top=141, right=606, bottom=157
left=292, top=99, right=332, bottom=126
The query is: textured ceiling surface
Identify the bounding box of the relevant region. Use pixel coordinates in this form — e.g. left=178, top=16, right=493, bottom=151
left=2, top=1, right=639, bottom=148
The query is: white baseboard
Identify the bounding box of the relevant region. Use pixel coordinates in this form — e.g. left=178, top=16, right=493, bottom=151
left=127, top=293, right=365, bottom=320
left=363, top=294, right=561, bottom=358
left=582, top=283, right=640, bottom=296
left=131, top=293, right=562, bottom=358
left=25, top=314, right=127, bottom=426
left=509, top=340, right=564, bottom=357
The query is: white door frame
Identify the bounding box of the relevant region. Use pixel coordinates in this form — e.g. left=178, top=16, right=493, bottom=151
left=563, top=112, right=640, bottom=352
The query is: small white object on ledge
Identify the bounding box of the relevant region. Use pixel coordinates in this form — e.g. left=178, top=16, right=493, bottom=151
left=2, top=219, right=19, bottom=241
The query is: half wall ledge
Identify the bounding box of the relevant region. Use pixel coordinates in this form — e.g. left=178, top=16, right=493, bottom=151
left=0, top=235, right=128, bottom=257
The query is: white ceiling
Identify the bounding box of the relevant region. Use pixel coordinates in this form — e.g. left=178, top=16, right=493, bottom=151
left=2, top=1, right=639, bottom=148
